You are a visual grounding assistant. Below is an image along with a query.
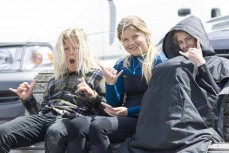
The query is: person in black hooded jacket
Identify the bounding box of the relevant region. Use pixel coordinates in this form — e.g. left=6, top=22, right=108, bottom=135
left=116, top=15, right=229, bottom=153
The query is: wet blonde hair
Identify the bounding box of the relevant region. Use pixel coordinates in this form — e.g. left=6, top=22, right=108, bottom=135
left=54, top=28, right=100, bottom=79
left=173, top=31, right=180, bottom=45
left=117, top=15, right=159, bottom=84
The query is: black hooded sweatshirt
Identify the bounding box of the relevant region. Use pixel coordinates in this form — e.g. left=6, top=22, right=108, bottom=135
left=117, top=16, right=229, bottom=153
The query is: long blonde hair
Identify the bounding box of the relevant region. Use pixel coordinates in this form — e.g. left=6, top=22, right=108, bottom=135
left=54, top=28, right=100, bottom=79
left=117, top=15, right=159, bottom=84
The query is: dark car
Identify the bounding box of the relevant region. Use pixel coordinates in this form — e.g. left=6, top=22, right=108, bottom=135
left=208, top=29, right=229, bottom=59
left=0, top=42, right=53, bottom=125
left=204, top=15, right=229, bottom=32
left=204, top=15, right=229, bottom=59
left=206, top=28, right=229, bottom=152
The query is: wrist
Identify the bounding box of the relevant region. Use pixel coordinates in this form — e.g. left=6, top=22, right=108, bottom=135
left=196, top=59, right=206, bottom=67
left=106, top=81, right=115, bottom=85
left=20, top=97, right=30, bottom=102
left=89, top=90, right=97, bottom=99
left=105, top=80, right=116, bottom=86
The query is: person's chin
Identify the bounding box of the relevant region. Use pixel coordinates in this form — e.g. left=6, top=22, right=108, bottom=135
left=67, top=65, right=77, bottom=72
left=132, top=52, right=142, bottom=56
left=68, top=69, right=76, bottom=72
left=129, top=50, right=139, bottom=55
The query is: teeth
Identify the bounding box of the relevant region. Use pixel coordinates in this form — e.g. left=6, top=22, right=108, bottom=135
left=131, top=46, right=138, bottom=49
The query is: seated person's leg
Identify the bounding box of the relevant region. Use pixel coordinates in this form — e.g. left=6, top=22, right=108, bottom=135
left=68, top=116, right=92, bottom=153
left=45, top=118, right=70, bottom=153
left=89, top=116, right=137, bottom=153
left=0, top=115, right=45, bottom=152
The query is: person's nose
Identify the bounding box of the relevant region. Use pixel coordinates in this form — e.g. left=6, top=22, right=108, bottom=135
left=69, top=47, right=77, bottom=54
left=69, top=49, right=74, bottom=55
left=128, top=39, right=135, bottom=46
left=183, top=41, right=189, bottom=50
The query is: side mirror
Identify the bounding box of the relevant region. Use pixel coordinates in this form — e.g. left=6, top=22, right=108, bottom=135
left=178, top=8, right=191, bottom=17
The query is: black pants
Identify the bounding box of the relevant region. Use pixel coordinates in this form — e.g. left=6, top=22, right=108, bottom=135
left=67, top=116, right=137, bottom=153
left=0, top=113, right=70, bottom=153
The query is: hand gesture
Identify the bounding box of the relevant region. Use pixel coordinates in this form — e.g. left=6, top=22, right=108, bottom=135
left=100, top=64, right=123, bottom=85
left=179, top=40, right=206, bottom=66
left=9, top=79, right=37, bottom=101
left=101, top=102, right=127, bottom=117
left=75, top=77, right=95, bottom=99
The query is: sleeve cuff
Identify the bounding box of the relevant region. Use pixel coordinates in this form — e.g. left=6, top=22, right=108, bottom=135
left=127, top=106, right=140, bottom=117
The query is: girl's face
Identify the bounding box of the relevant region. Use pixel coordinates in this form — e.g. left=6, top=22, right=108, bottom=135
left=175, top=31, right=197, bottom=53
left=63, top=37, right=79, bottom=72
left=121, top=27, right=148, bottom=56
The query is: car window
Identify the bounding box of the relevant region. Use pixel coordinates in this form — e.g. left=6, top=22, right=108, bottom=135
left=23, top=46, right=53, bottom=71
left=0, top=47, right=22, bottom=71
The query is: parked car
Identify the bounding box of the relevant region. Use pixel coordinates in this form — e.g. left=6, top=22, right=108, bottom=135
left=205, top=15, right=229, bottom=59
left=204, top=15, right=229, bottom=32
left=208, top=29, right=229, bottom=59
left=0, top=42, right=53, bottom=125
left=206, top=28, right=229, bottom=152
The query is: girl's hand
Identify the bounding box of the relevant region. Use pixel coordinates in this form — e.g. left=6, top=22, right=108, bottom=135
left=100, top=64, right=123, bottom=85
left=9, top=79, right=37, bottom=101
left=75, top=77, right=95, bottom=99
left=101, top=102, right=128, bottom=117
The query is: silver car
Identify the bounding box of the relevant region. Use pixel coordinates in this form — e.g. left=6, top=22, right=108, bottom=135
left=0, top=42, right=53, bottom=125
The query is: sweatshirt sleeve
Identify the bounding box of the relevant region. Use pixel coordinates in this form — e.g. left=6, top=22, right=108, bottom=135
left=21, top=95, right=39, bottom=114
left=197, top=64, right=221, bottom=94
left=105, top=76, right=124, bottom=107
left=127, top=106, right=140, bottom=117
left=105, top=59, right=125, bottom=107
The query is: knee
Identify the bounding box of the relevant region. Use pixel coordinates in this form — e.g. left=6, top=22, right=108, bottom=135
left=89, top=118, right=111, bottom=135
left=45, top=128, right=67, bottom=152
left=46, top=127, right=64, bottom=140
left=89, top=118, right=111, bottom=144
left=45, top=136, right=65, bottom=153
left=69, top=117, right=88, bottom=133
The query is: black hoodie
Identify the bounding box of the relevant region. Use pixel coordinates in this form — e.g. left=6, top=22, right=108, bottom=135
left=163, top=15, right=215, bottom=58
left=117, top=16, right=229, bottom=153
